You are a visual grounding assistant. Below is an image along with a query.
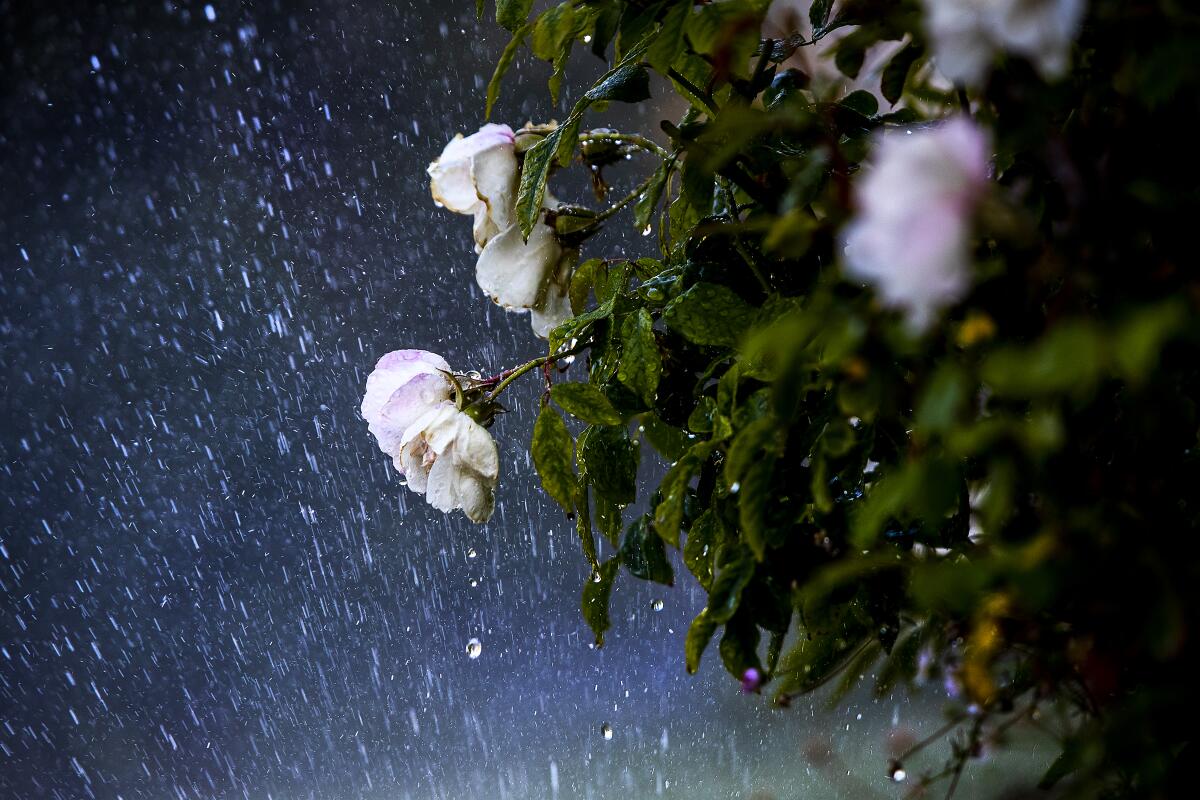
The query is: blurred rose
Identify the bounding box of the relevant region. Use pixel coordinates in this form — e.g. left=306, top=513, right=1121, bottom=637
left=922, top=0, right=1085, bottom=86
left=361, top=349, right=499, bottom=523
left=842, top=118, right=990, bottom=332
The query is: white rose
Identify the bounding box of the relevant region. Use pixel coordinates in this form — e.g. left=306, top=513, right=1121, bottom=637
left=430, top=124, right=574, bottom=338
left=428, top=123, right=518, bottom=252
left=842, top=118, right=990, bottom=333
left=922, top=0, right=1086, bottom=86
left=361, top=349, right=499, bottom=523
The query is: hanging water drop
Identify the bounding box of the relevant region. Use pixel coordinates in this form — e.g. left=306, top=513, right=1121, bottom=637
left=600, top=722, right=613, bottom=740
left=652, top=599, right=664, bottom=611
left=466, top=638, right=482, bottom=659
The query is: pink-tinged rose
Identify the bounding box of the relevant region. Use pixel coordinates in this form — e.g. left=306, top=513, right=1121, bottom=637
left=842, top=118, right=990, bottom=332
left=922, top=0, right=1085, bottom=86
left=361, top=349, right=499, bottom=523
left=428, top=123, right=518, bottom=252
left=396, top=402, right=499, bottom=524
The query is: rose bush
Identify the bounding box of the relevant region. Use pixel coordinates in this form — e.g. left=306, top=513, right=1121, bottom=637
left=365, top=1, right=1200, bottom=795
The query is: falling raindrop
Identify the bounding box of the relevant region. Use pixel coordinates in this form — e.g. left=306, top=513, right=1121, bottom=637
left=467, top=548, right=477, bottom=558
left=652, top=599, right=664, bottom=611
left=600, top=722, right=613, bottom=740
left=466, top=638, right=482, bottom=659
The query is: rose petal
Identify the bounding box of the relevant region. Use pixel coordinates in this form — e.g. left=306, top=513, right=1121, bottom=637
left=369, top=372, right=453, bottom=457
left=361, top=349, right=451, bottom=424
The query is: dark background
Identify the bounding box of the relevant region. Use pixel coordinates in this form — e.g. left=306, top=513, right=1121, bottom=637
left=0, top=2, right=1041, bottom=798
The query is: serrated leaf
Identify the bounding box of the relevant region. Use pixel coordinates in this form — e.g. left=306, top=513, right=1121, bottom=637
left=617, top=309, right=661, bottom=405
left=881, top=40, right=923, bottom=106
left=582, top=557, right=620, bottom=646
left=495, top=0, right=533, bottom=32
left=621, top=515, right=675, bottom=586
left=685, top=609, right=718, bottom=673
left=487, top=23, right=531, bottom=119
left=532, top=405, right=577, bottom=510
left=552, top=382, right=623, bottom=425
left=664, top=283, right=756, bottom=348
left=515, top=128, right=560, bottom=240
left=578, top=424, right=638, bottom=505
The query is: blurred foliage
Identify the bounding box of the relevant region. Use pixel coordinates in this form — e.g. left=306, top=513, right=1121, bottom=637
left=484, top=1, right=1200, bottom=796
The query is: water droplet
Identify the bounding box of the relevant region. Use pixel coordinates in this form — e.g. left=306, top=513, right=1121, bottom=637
left=652, top=599, right=664, bottom=611
left=641, top=224, right=653, bottom=236
left=466, top=638, right=482, bottom=659
left=730, top=481, right=741, bottom=493
left=583, top=34, right=593, bottom=43
left=591, top=570, right=602, bottom=583
left=600, top=723, right=613, bottom=740
left=888, top=761, right=906, bottom=782
left=467, top=548, right=477, bottom=559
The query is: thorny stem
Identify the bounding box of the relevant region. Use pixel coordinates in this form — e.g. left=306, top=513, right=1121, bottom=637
left=578, top=131, right=671, bottom=160
left=483, top=341, right=589, bottom=403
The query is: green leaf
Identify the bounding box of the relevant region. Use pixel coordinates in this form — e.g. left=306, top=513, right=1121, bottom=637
left=578, top=424, right=638, bottom=505
left=569, top=257, right=602, bottom=315
left=1112, top=299, right=1187, bottom=384
left=708, top=548, right=756, bottom=624
left=642, top=414, right=692, bottom=461
left=634, top=159, right=673, bottom=232
left=725, top=416, right=779, bottom=484
left=495, top=0, right=533, bottom=32
left=574, top=482, right=599, bottom=571
left=738, top=456, right=776, bottom=560
left=591, top=487, right=624, bottom=547
left=476, top=0, right=485, bottom=20
left=685, top=609, right=718, bottom=673
left=653, top=446, right=710, bottom=546
left=487, top=23, right=531, bottom=119
left=684, top=509, right=720, bottom=590
left=881, top=40, right=923, bottom=106
left=647, top=1, right=689, bottom=75
left=915, top=364, right=967, bottom=436
left=664, top=283, right=757, bottom=348
left=621, top=515, right=675, bottom=586
left=584, top=62, right=651, bottom=103
left=834, top=31, right=869, bottom=79
left=552, top=382, right=623, bottom=425
left=617, top=309, right=661, bottom=404
left=515, top=128, right=560, bottom=240
left=582, top=557, right=620, bottom=646
left=670, top=155, right=715, bottom=241
left=532, top=405, right=577, bottom=510
left=720, top=612, right=762, bottom=678
left=828, top=639, right=881, bottom=707
left=875, top=624, right=923, bottom=697
left=809, top=0, right=834, bottom=32
left=840, top=89, right=877, bottom=118
left=981, top=321, right=1106, bottom=398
